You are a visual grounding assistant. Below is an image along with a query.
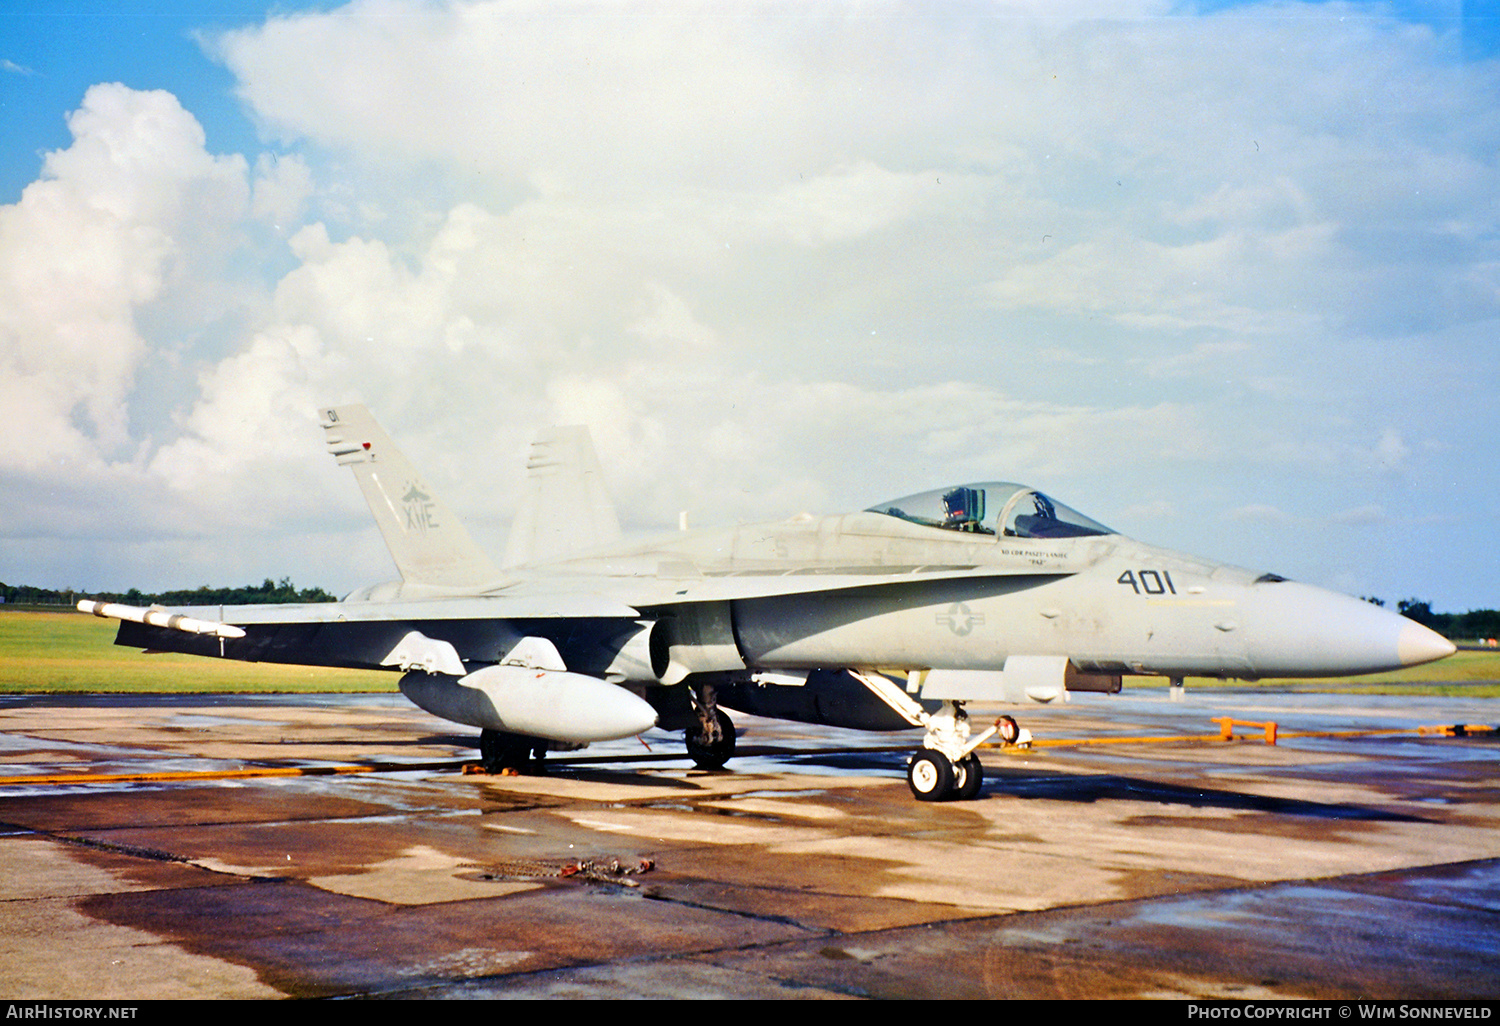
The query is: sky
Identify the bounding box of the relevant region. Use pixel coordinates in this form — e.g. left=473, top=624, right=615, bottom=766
left=1, top=0, right=1497, bottom=612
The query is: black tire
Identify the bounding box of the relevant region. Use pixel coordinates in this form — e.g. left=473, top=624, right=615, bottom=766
left=996, top=715, right=1020, bottom=745
left=907, top=749, right=955, bottom=801
left=480, top=729, right=537, bottom=773
left=686, top=708, right=736, bottom=769
left=953, top=753, right=983, bottom=800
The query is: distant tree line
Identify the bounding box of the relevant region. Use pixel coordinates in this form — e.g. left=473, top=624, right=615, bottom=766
left=0, top=578, right=338, bottom=607
left=4, top=578, right=1495, bottom=638
left=1363, top=597, right=1500, bottom=641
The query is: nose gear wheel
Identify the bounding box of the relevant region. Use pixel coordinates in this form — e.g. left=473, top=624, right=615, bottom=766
left=905, top=700, right=999, bottom=801
left=907, top=750, right=955, bottom=800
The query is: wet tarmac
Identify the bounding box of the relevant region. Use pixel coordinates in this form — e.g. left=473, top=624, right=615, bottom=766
left=0, top=689, right=1496, bottom=999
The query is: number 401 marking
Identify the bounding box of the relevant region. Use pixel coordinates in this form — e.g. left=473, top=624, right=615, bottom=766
left=1118, top=569, right=1176, bottom=595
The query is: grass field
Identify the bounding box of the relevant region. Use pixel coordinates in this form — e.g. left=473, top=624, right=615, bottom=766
left=0, top=610, right=392, bottom=693
left=1175, top=646, right=1500, bottom=697
left=2, top=609, right=1497, bottom=696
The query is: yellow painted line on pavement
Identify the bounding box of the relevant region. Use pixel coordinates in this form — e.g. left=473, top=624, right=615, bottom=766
left=0, top=760, right=465, bottom=786
left=988, top=722, right=1496, bottom=752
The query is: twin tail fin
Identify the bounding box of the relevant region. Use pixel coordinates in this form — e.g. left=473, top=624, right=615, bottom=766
left=321, top=406, right=620, bottom=585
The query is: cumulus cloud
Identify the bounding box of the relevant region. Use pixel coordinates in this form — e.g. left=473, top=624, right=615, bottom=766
left=203, top=0, right=1500, bottom=390
left=251, top=152, right=314, bottom=228
left=0, top=84, right=248, bottom=465
left=3, top=2, right=1496, bottom=607
left=211, top=0, right=996, bottom=195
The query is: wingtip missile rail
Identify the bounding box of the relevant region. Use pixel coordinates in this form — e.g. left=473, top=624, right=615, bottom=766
left=77, top=600, right=247, bottom=640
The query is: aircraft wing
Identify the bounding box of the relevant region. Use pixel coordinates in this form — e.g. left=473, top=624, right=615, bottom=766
left=84, top=560, right=1073, bottom=680
left=148, top=594, right=641, bottom=625
left=557, top=561, right=1075, bottom=607
left=84, top=559, right=1071, bottom=630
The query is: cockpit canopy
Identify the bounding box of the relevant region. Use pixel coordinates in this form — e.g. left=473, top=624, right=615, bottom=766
left=866, top=482, right=1114, bottom=540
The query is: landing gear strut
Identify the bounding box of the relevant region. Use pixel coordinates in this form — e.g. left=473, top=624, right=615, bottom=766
left=479, top=729, right=547, bottom=774
left=686, top=680, right=736, bottom=769
left=905, top=700, right=1000, bottom=802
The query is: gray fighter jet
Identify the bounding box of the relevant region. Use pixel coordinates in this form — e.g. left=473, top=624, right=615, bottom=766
left=82, top=405, right=1455, bottom=801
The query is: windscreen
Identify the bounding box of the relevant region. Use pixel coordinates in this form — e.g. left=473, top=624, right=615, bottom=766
left=866, top=482, right=1113, bottom=539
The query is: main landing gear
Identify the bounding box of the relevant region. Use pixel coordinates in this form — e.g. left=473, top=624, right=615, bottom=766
left=686, top=680, right=736, bottom=769
left=479, top=729, right=548, bottom=774
left=906, top=701, right=1022, bottom=802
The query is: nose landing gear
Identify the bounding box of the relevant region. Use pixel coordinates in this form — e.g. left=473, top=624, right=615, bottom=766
left=905, top=701, right=1025, bottom=801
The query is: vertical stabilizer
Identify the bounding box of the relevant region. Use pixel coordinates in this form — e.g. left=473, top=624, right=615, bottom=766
left=504, top=426, right=622, bottom=567
left=321, top=405, right=502, bottom=588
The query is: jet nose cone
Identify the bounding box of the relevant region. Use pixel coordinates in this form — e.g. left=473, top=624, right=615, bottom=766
left=1239, top=582, right=1457, bottom=677
left=1398, top=620, right=1457, bottom=668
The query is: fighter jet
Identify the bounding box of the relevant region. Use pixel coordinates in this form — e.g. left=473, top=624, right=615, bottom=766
left=81, top=405, right=1455, bottom=801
